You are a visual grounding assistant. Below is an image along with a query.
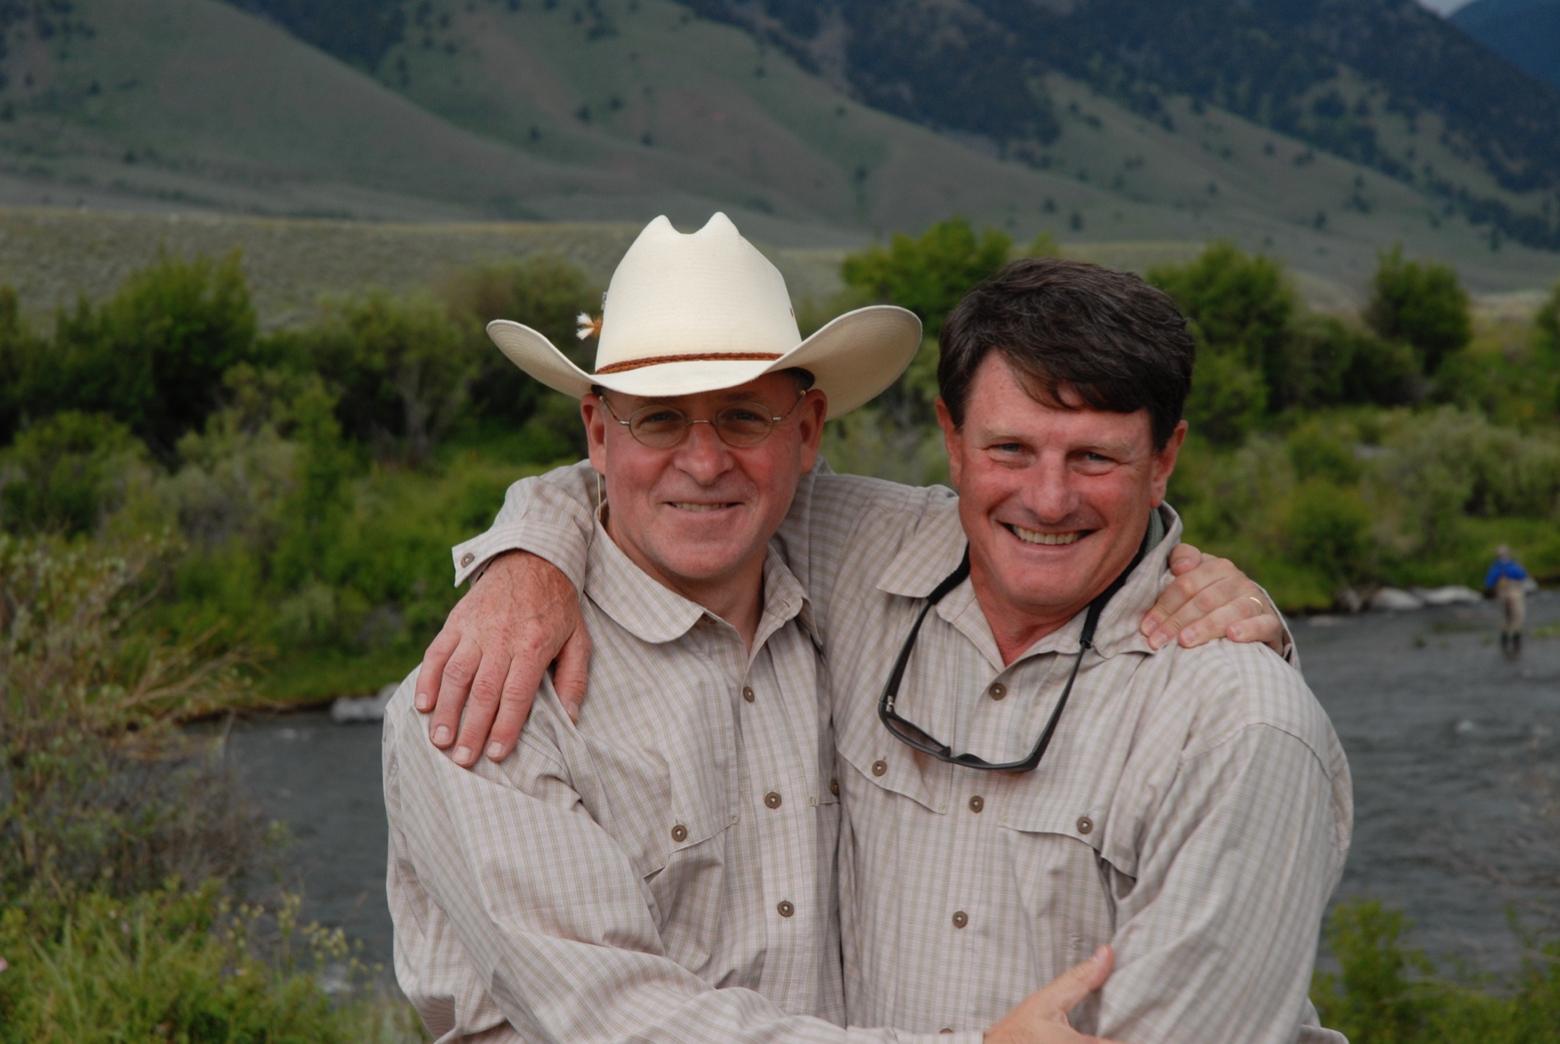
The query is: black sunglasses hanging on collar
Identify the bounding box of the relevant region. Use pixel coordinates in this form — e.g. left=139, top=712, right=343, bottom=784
left=877, top=539, right=1144, bottom=773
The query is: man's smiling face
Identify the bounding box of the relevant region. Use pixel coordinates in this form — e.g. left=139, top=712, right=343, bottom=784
left=937, top=353, right=1185, bottom=644
left=582, top=373, right=825, bottom=613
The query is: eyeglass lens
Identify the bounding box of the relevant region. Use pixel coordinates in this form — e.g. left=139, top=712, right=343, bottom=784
left=628, top=402, right=777, bottom=447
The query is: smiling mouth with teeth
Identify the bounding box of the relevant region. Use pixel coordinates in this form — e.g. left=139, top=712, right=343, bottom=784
left=1007, top=523, right=1082, bottom=546
left=670, top=502, right=733, bottom=512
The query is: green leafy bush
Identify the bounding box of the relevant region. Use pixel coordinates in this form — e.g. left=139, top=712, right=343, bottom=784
left=1285, top=478, right=1375, bottom=590
left=46, top=252, right=260, bottom=457
left=1183, top=347, right=1269, bottom=445
left=0, top=881, right=415, bottom=1042
left=303, top=290, right=474, bottom=464
left=0, top=412, right=148, bottom=537
left=1365, top=245, right=1471, bottom=376
left=1313, top=901, right=1560, bottom=1044
left=1149, top=242, right=1297, bottom=409
left=840, top=217, right=1012, bottom=340
left=439, top=255, right=598, bottom=427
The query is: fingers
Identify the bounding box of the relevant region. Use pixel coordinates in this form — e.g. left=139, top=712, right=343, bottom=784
left=427, top=635, right=480, bottom=749
left=1166, top=541, right=1204, bottom=575
left=419, top=551, right=592, bottom=768
left=1034, top=946, right=1114, bottom=1015
left=1140, top=544, right=1217, bottom=645
left=551, top=624, right=593, bottom=724
left=986, top=947, right=1114, bottom=1044
left=416, top=628, right=459, bottom=713
left=449, top=653, right=510, bottom=766
left=484, top=660, right=539, bottom=763
left=1225, top=597, right=1284, bottom=651
left=1142, top=550, right=1255, bottom=649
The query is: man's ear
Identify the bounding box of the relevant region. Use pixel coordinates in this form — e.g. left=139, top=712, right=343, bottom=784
left=796, top=389, right=828, bottom=471
left=581, top=394, right=608, bottom=473
left=934, top=397, right=962, bottom=489
left=1148, top=420, right=1188, bottom=507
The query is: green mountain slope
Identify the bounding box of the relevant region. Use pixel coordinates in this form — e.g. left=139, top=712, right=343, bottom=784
left=1453, top=0, right=1560, bottom=91
left=0, top=0, right=1557, bottom=301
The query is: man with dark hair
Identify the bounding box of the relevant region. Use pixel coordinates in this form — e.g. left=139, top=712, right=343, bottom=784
left=936, top=259, right=1193, bottom=448
left=418, top=256, right=1347, bottom=1041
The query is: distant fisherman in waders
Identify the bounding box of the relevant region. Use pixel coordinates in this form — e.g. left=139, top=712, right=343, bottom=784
left=1484, top=545, right=1530, bottom=658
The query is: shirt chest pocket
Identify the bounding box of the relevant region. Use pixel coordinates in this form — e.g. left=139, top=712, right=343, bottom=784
left=587, top=736, right=736, bottom=885
left=994, top=789, right=1137, bottom=944
left=832, top=695, right=948, bottom=814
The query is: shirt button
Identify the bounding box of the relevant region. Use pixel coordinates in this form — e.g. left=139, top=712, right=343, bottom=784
left=968, top=795, right=985, bottom=814
left=777, top=900, right=795, bottom=918
left=871, top=759, right=888, bottom=777
left=459, top=552, right=475, bottom=568
left=670, top=824, right=688, bottom=843
left=742, top=686, right=755, bottom=703
left=988, top=682, right=1007, bottom=701
left=829, top=779, right=840, bottom=797
left=764, top=791, right=782, bottom=809
left=951, top=910, right=969, bottom=929
left=1076, top=815, right=1094, bottom=835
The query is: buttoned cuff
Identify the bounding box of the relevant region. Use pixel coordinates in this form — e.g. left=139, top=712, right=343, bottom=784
left=451, top=521, right=591, bottom=589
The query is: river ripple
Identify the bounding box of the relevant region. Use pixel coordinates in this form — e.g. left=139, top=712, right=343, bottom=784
left=222, top=592, right=1560, bottom=983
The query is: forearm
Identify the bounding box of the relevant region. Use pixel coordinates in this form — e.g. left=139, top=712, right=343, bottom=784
left=451, top=460, right=598, bottom=588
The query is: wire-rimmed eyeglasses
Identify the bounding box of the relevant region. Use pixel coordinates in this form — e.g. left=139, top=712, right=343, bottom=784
left=598, top=390, right=806, bottom=448
left=878, top=545, right=1140, bottom=773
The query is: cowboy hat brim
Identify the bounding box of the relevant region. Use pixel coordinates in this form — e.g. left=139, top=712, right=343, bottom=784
left=486, top=304, right=922, bottom=420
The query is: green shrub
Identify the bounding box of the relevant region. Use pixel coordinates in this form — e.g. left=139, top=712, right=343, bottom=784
left=1183, top=347, right=1269, bottom=445
left=822, top=404, right=949, bottom=487
left=1286, top=416, right=1363, bottom=485
left=0, top=535, right=260, bottom=900
left=304, top=290, right=474, bottom=464
left=0, top=285, right=45, bottom=443
left=1365, top=245, right=1471, bottom=376
left=46, top=252, right=260, bottom=457
left=1149, top=241, right=1297, bottom=409
left=1312, top=901, right=1560, bottom=1044
left=1285, top=479, right=1375, bottom=589
left=0, top=882, right=416, bottom=1043
left=439, top=256, right=598, bottom=428
left=1533, top=280, right=1559, bottom=361
left=1313, top=901, right=1435, bottom=1043
left=839, top=217, right=1012, bottom=341
left=0, top=412, right=148, bottom=537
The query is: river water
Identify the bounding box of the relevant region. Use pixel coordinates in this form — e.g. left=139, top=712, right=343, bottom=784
left=222, top=592, right=1560, bottom=985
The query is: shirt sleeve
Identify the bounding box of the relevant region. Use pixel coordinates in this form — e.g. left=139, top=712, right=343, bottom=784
left=1095, top=697, right=1350, bottom=1041
left=383, top=674, right=971, bottom=1044
left=449, top=461, right=599, bottom=588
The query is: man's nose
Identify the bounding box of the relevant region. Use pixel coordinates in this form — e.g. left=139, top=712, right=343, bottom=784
left=1021, top=458, right=1079, bottom=521
left=674, top=419, right=734, bottom=482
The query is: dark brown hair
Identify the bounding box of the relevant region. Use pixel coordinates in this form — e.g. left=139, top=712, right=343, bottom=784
left=937, top=259, right=1194, bottom=449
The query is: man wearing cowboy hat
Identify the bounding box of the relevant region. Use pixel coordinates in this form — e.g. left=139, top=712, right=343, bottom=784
left=383, top=213, right=1153, bottom=1042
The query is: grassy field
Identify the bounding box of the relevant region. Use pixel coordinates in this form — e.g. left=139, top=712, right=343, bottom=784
left=5, top=205, right=1555, bottom=338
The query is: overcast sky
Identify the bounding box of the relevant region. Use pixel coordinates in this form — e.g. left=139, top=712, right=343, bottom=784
left=1417, top=0, right=1471, bottom=14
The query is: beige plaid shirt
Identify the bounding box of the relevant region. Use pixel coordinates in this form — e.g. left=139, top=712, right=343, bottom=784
left=453, top=462, right=1351, bottom=1042
left=388, top=516, right=965, bottom=1042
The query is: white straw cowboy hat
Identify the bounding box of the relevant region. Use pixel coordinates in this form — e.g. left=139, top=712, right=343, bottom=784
left=486, top=213, right=921, bottom=418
